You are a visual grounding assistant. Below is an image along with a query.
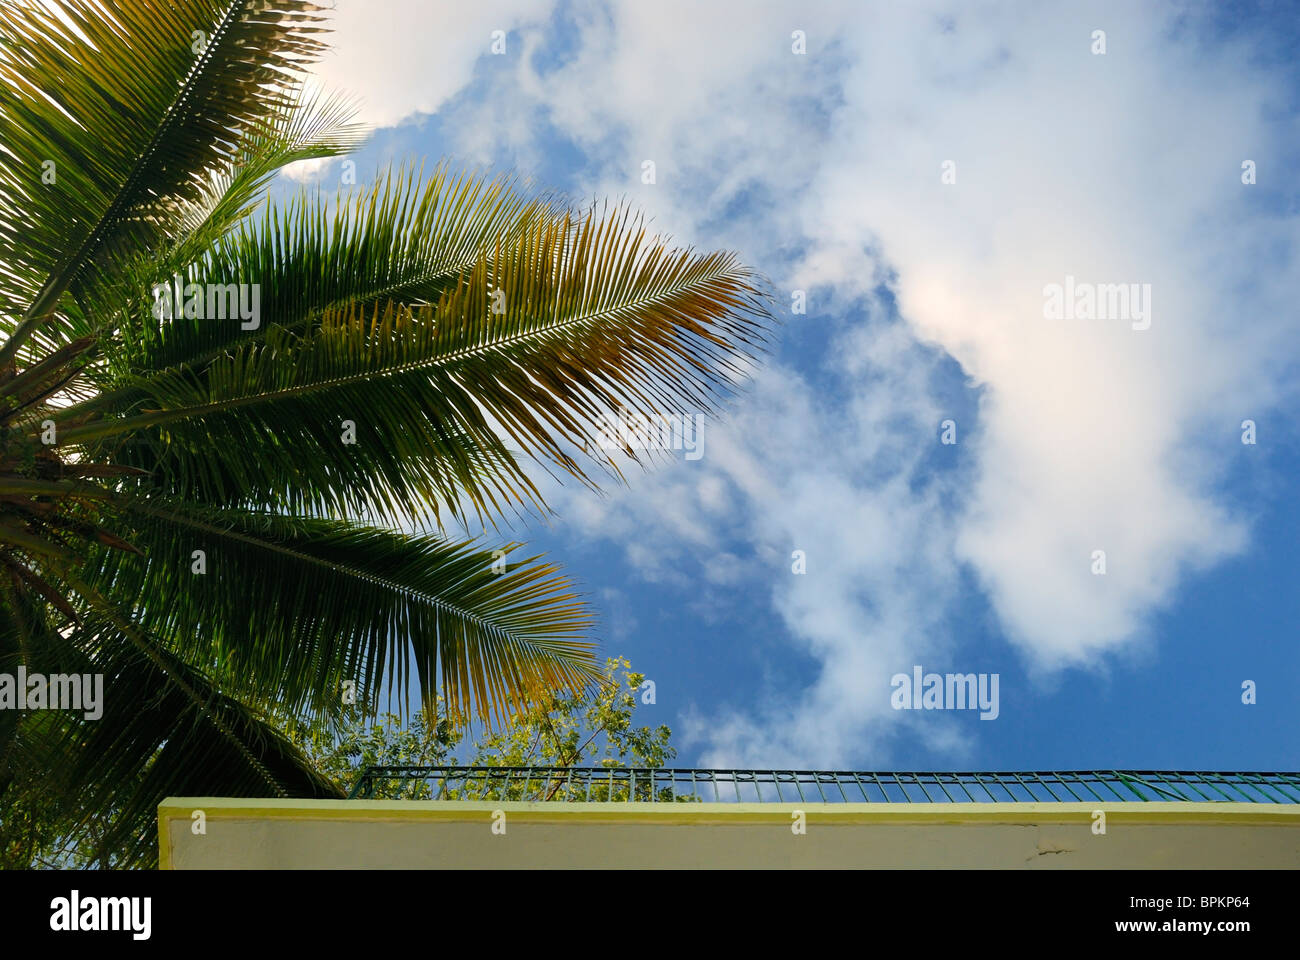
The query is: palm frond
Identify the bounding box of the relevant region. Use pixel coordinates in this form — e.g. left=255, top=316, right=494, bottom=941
left=78, top=500, right=599, bottom=724
left=0, top=0, right=332, bottom=364
left=160, top=85, right=368, bottom=280
left=52, top=202, right=771, bottom=525
left=96, top=165, right=565, bottom=376
left=53, top=628, right=342, bottom=867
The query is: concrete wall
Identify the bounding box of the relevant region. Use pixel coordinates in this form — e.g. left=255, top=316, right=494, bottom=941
left=159, top=799, right=1300, bottom=869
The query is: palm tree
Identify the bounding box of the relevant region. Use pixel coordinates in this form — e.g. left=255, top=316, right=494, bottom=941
left=0, top=1, right=768, bottom=866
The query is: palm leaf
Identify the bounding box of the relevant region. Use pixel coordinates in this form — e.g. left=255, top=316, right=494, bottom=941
left=77, top=499, right=599, bottom=724
left=94, top=165, right=565, bottom=376
left=51, top=201, right=771, bottom=525
left=53, top=630, right=342, bottom=867
left=0, top=0, right=332, bottom=365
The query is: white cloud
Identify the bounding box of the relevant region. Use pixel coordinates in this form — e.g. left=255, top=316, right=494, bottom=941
left=279, top=155, right=335, bottom=182
left=309, top=1, right=1300, bottom=764
left=317, top=0, right=558, bottom=128
left=799, top=2, right=1280, bottom=669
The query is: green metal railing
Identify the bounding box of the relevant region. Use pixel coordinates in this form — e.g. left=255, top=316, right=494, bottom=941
left=346, top=768, right=1300, bottom=803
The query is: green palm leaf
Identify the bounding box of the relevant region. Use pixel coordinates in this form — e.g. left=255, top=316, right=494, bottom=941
left=0, top=0, right=332, bottom=364
left=78, top=499, right=599, bottom=724
left=56, top=632, right=343, bottom=866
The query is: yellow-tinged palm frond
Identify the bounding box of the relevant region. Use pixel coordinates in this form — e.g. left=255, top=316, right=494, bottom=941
left=49, top=200, right=772, bottom=526
left=98, top=165, right=568, bottom=375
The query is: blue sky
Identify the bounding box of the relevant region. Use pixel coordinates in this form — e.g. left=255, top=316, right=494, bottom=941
left=281, top=0, right=1300, bottom=770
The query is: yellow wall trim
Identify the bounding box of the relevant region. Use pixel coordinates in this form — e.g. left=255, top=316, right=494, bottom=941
left=158, top=798, right=1300, bottom=870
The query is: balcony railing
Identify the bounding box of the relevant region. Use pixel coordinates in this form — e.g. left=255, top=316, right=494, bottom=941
left=346, top=767, right=1300, bottom=804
